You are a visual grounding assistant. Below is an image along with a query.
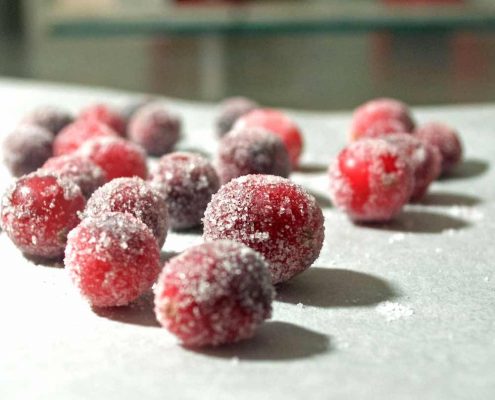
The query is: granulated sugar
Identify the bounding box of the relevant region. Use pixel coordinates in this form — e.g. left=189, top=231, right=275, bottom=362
left=376, top=301, right=414, bottom=322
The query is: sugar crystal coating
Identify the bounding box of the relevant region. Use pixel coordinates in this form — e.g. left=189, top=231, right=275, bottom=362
left=414, top=122, right=463, bottom=175
left=234, top=108, right=303, bottom=168
left=42, top=154, right=107, bottom=198
left=203, top=175, right=324, bottom=284
left=350, top=98, right=415, bottom=141
left=1, top=171, right=85, bottom=259
left=2, top=124, right=53, bottom=177
left=53, top=120, right=118, bottom=156
left=154, top=240, right=274, bottom=347
left=85, top=177, right=168, bottom=248
left=328, top=138, right=414, bottom=222
left=384, top=133, right=441, bottom=202
left=77, top=136, right=148, bottom=181
left=216, top=127, right=291, bottom=184
left=21, top=105, right=74, bottom=136
left=128, top=103, right=181, bottom=156
left=215, top=97, right=259, bottom=137
left=79, top=103, right=126, bottom=136
left=65, top=212, right=161, bottom=307
left=150, top=152, right=219, bottom=230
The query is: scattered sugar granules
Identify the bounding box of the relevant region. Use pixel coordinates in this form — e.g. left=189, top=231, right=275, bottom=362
left=376, top=301, right=414, bottom=322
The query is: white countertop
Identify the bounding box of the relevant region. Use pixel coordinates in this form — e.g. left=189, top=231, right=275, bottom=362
left=0, top=79, right=494, bottom=400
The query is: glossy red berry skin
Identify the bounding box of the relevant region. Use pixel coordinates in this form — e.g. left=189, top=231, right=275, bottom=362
left=42, top=154, right=107, bottom=199
left=203, top=175, right=324, bottom=284
left=84, top=177, right=169, bottom=248
left=2, top=124, right=53, bottom=177
left=384, top=133, right=441, bottom=202
left=149, top=152, right=219, bottom=230
left=215, top=97, right=258, bottom=137
left=79, top=103, right=126, bottom=136
left=234, top=108, right=303, bottom=168
left=65, top=212, right=161, bottom=308
left=53, top=120, right=118, bottom=156
left=1, top=171, right=85, bottom=259
left=350, top=98, right=415, bottom=141
left=22, top=106, right=74, bottom=136
left=329, top=138, right=414, bottom=222
left=216, top=127, right=291, bottom=184
left=414, top=122, right=463, bottom=175
left=128, top=103, right=181, bottom=156
left=77, top=136, right=148, bottom=181
left=154, top=240, right=274, bottom=347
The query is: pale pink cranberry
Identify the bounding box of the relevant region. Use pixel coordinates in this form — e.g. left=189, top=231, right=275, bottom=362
left=350, top=98, right=415, bottom=141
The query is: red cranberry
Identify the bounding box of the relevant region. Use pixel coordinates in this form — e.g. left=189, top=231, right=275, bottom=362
left=150, top=152, right=219, bottom=230
left=234, top=108, right=303, bottom=168
left=1, top=171, right=85, bottom=259
left=216, top=127, right=291, bottom=184
left=53, top=120, right=118, bottom=156
left=42, top=154, right=106, bottom=198
left=84, top=177, right=168, bottom=248
left=384, top=133, right=441, bottom=202
left=328, top=138, right=414, bottom=222
left=2, top=124, right=53, bottom=177
left=79, top=103, right=126, bottom=136
left=128, top=103, right=181, bottom=156
left=121, top=97, right=155, bottom=127
left=65, top=212, right=161, bottom=307
left=154, top=240, right=274, bottom=347
left=350, top=98, right=415, bottom=141
left=21, top=106, right=74, bottom=136
left=77, top=136, right=148, bottom=181
left=203, top=175, right=324, bottom=284
left=414, top=122, right=463, bottom=175
left=215, top=96, right=258, bottom=137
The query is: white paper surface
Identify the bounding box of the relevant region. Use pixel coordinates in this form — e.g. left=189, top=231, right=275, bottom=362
left=0, top=79, right=494, bottom=400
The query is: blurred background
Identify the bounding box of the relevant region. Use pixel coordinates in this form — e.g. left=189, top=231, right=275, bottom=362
left=1, top=0, right=495, bottom=110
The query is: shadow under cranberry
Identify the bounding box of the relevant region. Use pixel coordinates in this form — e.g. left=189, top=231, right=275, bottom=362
left=421, top=191, right=481, bottom=207
left=277, top=267, right=398, bottom=308
left=361, top=210, right=470, bottom=234
left=442, top=158, right=489, bottom=180
left=190, top=321, right=331, bottom=361
left=92, top=291, right=160, bottom=328
left=22, top=252, right=64, bottom=268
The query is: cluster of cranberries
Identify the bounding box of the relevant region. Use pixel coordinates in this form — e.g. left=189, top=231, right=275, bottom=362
left=1, top=94, right=463, bottom=347
left=329, top=97, right=463, bottom=222
left=1, top=97, right=327, bottom=347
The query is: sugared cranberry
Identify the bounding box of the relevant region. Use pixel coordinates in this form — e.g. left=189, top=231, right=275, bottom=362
left=1, top=171, right=85, bottom=259
left=21, top=106, right=74, bottom=136
left=350, top=98, right=415, bottom=141
left=154, top=240, right=274, bottom=347
left=216, top=127, right=291, bottom=184
left=85, top=177, right=168, bottom=248
left=150, top=152, right=219, bottom=230
left=77, top=136, right=148, bottom=181
left=53, top=120, right=118, bottom=156
left=42, top=154, right=106, bottom=198
left=121, top=97, right=155, bottom=128
left=215, top=96, right=258, bottom=137
left=128, top=103, right=181, bottom=156
left=234, top=109, right=303, bottom=168
left=384, top=133, right=441, bottom=202
left=65, top=212, right=161, bottom=307
left=414, top=122, right=463, bottom=175
left=203, top=175, right=324, bottom=284
left=328, top=138, right=414, bottom=222
left=2, top=125, right=53, bottom=177
left=79, top=103, right=126, bottom=136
